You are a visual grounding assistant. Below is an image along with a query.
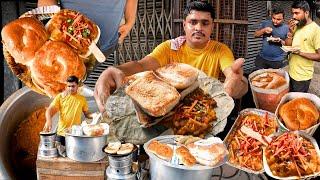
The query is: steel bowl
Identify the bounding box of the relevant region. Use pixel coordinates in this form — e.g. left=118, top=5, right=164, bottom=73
left=65, top=132, right=108, bottom=162
left=144, top=135, right=227, bottom=180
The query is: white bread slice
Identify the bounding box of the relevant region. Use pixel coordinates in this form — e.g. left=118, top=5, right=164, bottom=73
left=187, top=137, right=227, bottom=167
left=125, top=73, right=180, bottom=117
left=155, top=63, right=199, bottom=89
left=104, top=142, right=121, bottom=154
left=117, top=143, right=134, bottom=155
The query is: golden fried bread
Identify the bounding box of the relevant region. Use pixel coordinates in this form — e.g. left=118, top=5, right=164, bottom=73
left=117, top=143, right=134, bottom=155
left=30, top=41, right=86, bottom=97
left=148, top=140, right=173, bottom=161
left=155, top=63, right=199, bottom=89
left=176, top=146, right=196, bottom=167
left=279, top=98, right=319, bottom=130
left=251, top=72, right=286, bottom=89
left=104, top=142, right=121, bottom=154
left=125, top=73, right=180, bottom=117
left=1, top=17, right=48, bottom=65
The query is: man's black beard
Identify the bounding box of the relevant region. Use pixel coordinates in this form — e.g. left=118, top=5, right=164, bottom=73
left=273, top=23, right=281, bottom=27
left=297, top=18, right=307, bottom=27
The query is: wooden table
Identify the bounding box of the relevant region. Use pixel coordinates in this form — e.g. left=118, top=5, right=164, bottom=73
left=36, top=155, right=108, bottom=180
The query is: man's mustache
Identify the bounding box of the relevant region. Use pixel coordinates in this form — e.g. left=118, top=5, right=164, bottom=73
left=192, top=31, right=205, bottom=37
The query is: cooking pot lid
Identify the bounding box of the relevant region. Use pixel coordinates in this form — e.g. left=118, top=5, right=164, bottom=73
left=40, top=131, right=56, bottom=136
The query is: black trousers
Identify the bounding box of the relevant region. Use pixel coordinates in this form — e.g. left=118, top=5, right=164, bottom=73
left=254, top=55, right=285, bottom=70
left=56, top=135, right=66, bottom=146
left=289, top=76, right=311, bottom=93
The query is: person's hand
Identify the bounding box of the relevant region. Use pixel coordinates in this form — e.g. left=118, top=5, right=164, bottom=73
left=264, top=27, right=273, bottom=34
left=288, top=19, right=298, bottom=34
left=94, top=66, right=125, bottom=112
left=43, top=120, right=52, bottom=132
left=272, top=37, right=281, bottom=43
left=224, top=58, right=247, bottom=99
left=292, top=48, right=301, bottom=55
left=118, top=23, right=134, bottom=44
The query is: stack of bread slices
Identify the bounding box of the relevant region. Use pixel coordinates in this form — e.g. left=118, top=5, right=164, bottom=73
left=125, top=63, right=200, bottom=122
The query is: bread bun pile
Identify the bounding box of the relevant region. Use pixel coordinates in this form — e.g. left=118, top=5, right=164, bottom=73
left=279, top=98, right=319, bottom=130
left=1, top=11, right=97, bottom=97
left=104, top=142, right=134, bottom=155
left=147, top=136, right=227, bottom=167
left=251, top=72, right=286, bottom=89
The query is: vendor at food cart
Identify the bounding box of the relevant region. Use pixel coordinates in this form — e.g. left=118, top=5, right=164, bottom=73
left=43, top=75, right=94, bottom=145
left=94, top=1, right=248, bottom=113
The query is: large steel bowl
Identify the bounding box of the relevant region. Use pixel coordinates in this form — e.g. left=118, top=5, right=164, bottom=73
left=65, top=132, right=108, bottom=162
left=144, top=135, right=227, bottom=180
left=0, top=87, right=51, bottom=179
left=0, top=87, right=98, bottom=179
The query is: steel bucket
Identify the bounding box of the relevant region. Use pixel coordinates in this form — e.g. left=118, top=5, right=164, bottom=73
left=65, top=132, right=108, bottom=162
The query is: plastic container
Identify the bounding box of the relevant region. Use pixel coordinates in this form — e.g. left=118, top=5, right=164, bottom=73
left=249, top=69, right=289, bottom=113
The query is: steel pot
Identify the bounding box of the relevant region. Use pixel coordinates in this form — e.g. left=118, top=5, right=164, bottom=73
left=39, top=132, right=56, bottom=149
left=0, top=87, right=52, bottom=179
left=144, top=135, right=227, bottom=180
left=0, top=86, right=98, bottom=179
left=65, top=132, right=108, bottom=162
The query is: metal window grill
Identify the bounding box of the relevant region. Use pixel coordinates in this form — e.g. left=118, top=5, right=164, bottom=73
left=85, top=0, right=248, bottom=87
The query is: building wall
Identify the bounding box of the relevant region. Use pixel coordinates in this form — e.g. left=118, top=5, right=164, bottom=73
left=1, top=0, right=249, bottom=102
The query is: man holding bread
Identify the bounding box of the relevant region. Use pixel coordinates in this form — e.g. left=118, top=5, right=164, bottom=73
left=94, top=1, right=248, bottom=113
left=285, top=1, right=320, bottom=92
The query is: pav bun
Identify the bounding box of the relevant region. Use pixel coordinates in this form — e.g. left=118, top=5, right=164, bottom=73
left=30, top=41, right=86, bottom=97
left=279, top=98, right=319, bottom=130
left=1, top=17, right=48, bottom=65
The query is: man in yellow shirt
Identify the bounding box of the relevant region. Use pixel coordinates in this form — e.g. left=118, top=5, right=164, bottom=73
left=43, top=75, right=93, bottom=145
left=94, top=1, right=248, bottom=112
left=286, top=1, right=320, bottom=92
